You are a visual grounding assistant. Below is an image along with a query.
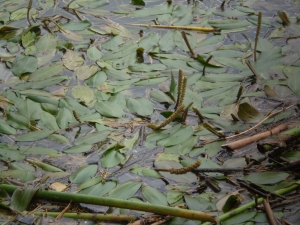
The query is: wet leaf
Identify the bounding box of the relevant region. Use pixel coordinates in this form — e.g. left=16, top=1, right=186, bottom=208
left=41, top=111, right=60, bottom=130
left=74, top=130, right=111, bottom=145
left=61, top=20, right=91, bottom=31
left=130, top=164, right=162, bottom=178
left=10, top=186, right=38, bottom=211
left=126, top=97, right=153, bottom=116
left=16, top=130, right=54, bottom=142
left=12, top=55, right=38, bottom=76
left=56, top=107, right=73, bottom=129
left=241, top=172, right=289, bottom=184
left=95, top=94, right=126, bottom=118
left=64, top=144, right=92, bottom=154
left=77, top=0, right=109, bottom=8
left=62, top=50, right=84, bottom=71
left=19, top=146, right=58, bottom=155
left=150, top=89, right=174, bottom=105
left=142, top=186, right=168, bottom=205
left=131, top=0, right=145, bottom=6
left=108, top=181, right=141, bottom=199
left=0, top=148, right=25, bottom=161
left=100, top=148, right=125, bottom=168
left=128, top=64, right=166, bottom=72
left=29, top=62, right=65, bottom=81
left=178, top=136, right=198, bottom=155
left=35, top=34, right=57, bottom=51
left=85, top=71, right=107, bottom=87
left=134, top=77, right=168, bottom=86
left=80, top=181, right=116, bottom=196
left=27, top=158, right=63, bottom=172
left=103, top=66, right=131, bottom=80
left=87, top=46, right=102, bottom=61
left=130, top=3, right=173, bottom=17
left=0, top=119, right=16, bottom=134
left=237, top=102, right=260, bottom=123
left=0, top=170, right=35, bottom=182
left=72, top=85, right=94, bottom=104
left=222, top=212, right=257, bottom=225
left=159, top=31, right=176, bottom=52
left=157, top=125, right=193, bottom=147
left=69, top=164, right=98, bottom=184
left=76, top=65, right=98, bottom=80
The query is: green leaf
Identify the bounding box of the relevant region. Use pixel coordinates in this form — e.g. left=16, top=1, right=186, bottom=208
left=10, top=186, right=38, bottom=211
left=69, top=164, right=98, bottom=184
left=150, top=89, right=174, bottom=105
left=85, top=71, right=107, bottom=87
left=29, top=62, right=65, bottom=81
left=178, top=136, right=198, bottom=155
left=74, top=130, right=111, bottom=145
left=108, top=181, right=141, bottom=199
left=222, top=212, right=257, bottom=225
left=64, top=144, right=92, bottom=154
left=56, top=107, right=73, bottom=129
left=157, top=125, right=193, bottom=147
left=41, top=111, right=60, bottom=130
left=126, top=97, right=153, bottom=116
left=16, top=130, right=54, bottom=142
left=87, top=46, right=102, bottom=61
left=35, top=34, right=57, bottom=51
left=49, top=134, right=71, bottom=145
left=100, top=148, right=125, bottom=168
left=129, top=64, right=166, bottom=72
left=59, top=97, right=91, bottom=116
left=241, top=172, right=289, bottom=185
left=131, top=0, right=145, bottom=6
left=0, top=148, right=25, bottom=161
left=77, top=0, right=109, bottom=8
left=209, top=19, right=252, bottom=30
left=12, top=55, right=38, bottom=76
left=14, top=76, right=69, bottom=91
left=138, top=33, right=160, bottom=51
left=130, top=164, right=162, bottom=178
left=0, top=170, right=35, bottom=182
left=19, top=146, right=58, bottom=155
left=72, top=85, right=94, bottom=104
left=159, top=31, right=176, bottom=52
left=103, top=66, right=131, bottom=80
left=80, top=181, right=116, bottom=196
left=6, top=112, right=30, bottom=130
left=95, top=94, right=126, bottom=118
left=134, top=77, right=168, bottom=86
left=61, top=20, right=91, bottom=31
left=142, top=186, right=168, bottom=205
left=102, top=35, right=123, bottom=51
left=62, top=50, right=85, bottom=71
left=0, top=119, right=16, bottom=134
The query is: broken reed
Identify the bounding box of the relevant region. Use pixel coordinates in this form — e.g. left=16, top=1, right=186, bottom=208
left=254, top=11, right=262, bottom=62
left=155, top=160, right=201, bottom=174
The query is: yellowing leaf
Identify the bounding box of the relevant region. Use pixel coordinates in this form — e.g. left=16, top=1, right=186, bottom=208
left=72, top=85, right=94, bottom=103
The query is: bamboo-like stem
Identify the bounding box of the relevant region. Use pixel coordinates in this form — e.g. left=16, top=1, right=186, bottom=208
left=34, top=212, right=137, bottom=222
left=0, top=184, right=217, bottom=223
left=202, top=55, right=213, bottom=76
left=147, top=104, right=185, bottom=130
left=127, top=24, right=220, bottom=32
left=27, top=0, right=33, bottom=26
left=181, top=31, right=195, bottom=58
left=174, top=69, right=184, bottom=110
left=202, top=180, right=300, bottom=225
left=253, top=12, right=262, bottom=62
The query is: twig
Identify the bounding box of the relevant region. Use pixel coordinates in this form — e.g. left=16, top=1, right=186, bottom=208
left=202, top=55, right=213, bottom=76
left=246, top=60, right=259, bottom=77
left=55, top=202, right=72, bottom=220
left=253, top=12, right=262, bottom=62
left=127, top=24, right=220, bottom=32
left=263, top=199, right=277, bottom=225
left=193, top=107, right=205, bottom=123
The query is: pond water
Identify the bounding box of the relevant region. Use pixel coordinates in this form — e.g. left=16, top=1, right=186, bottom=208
left=0, top=0, right=300, bottom=224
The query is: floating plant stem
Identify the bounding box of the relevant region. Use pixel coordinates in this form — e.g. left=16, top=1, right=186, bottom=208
left=192, top=107, right=205, bottom=123
left=147, top=104, right=185, bottom=130
left=202, top=55, right=213, bottom=76
left=27, top=0, right=33, bottom=26
left=253, top=11, right=262, bottom=62
left=181, top=31, right=195, bottom=58
left=246, top=60, right=259, bottom=78
left=127, top=24, right=220, bottom=32
left=236, top=85, right=243, bottom=103
left=203, top=123, right=225, bottom=138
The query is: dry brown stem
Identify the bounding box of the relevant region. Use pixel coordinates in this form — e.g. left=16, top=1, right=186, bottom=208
left=263, top=199, right=277, bottom=225
left=222, top=123, right=288, bottom=150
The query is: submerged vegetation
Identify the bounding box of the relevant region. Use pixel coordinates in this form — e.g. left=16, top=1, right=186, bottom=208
left=0, top=0, right=300, bottom=224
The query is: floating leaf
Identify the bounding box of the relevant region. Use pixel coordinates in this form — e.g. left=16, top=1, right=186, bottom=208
left=74, top=130, right=111, bottom=145
left=69, top=164, right=98, bottom=184
left=241, top=172, right=289, bottom=185
left=76, top=65, right=98, bottom=80
left=126, top=97, right=153, bottom=116
left=10, top=186, right=38, bottom=211
left=27, top=158, right=63, bottom=172
left=64, top=144, right=92, bottom=154
left=29, top=62, right=65, bottom=81
left=87, top=46, right=102, bottom=61
left=62, top=50, right=84, bottom=71
left=108, top=181, right=141, bottom=199
left=72, top=85, right=94, bottom=104
left=12, top=55, right=38, bottom=76
left=0, top=148, right=25, bottom=161
left=157, top=125, right=193, bottom=147
left=0, top=119, right=16, bottom=134
left=80, top=181, right=116, bottom=196
left=16, top=130, right=53, bottom=142
left=100, top=148, right=125, bottom=168
left=56, top=107, right=73, bottom=129
left=142, top=186, right=168, bottom=205
left=41, top=111, right=60, bottom=130
left=237, top=102, right=260, bottom=123
left=150, top=89, right=174, bottom=105
left=61, top=20, right=91, bottom=31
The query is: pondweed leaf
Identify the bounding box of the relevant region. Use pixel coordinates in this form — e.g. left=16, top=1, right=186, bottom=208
left=69, top=164, right=98, bottom=184
left=12, top=55, right=38, bottom=77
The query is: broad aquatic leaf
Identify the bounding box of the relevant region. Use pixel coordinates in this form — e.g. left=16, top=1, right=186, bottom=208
left=237, top=103, right=260, bottom=123
left=80, top=181, right=116, bottom=196
left=62, top=50, right=84, bottom=71
left=0, top=148, right=25, bottom=161
left=69, top=164, right=98, bottom=184
left=64, top=144, right=92, bottom=154
left=29, top=62, right=65, bottom=81
left=16, top=130, right=53, bottom=142
left=56, top=107, right=73, bottom=129
left=142, top=186, right=168, bottom=205
left=0, top=170, right=35, bottom=182
left=0, top=119, right=16, bottom=134
left=35, top=34, right=57, bottom=51
left=157, top=125, right=193, bottom=147
left=108, top=181, right=141, bottom=199
left=14, top=76, right=69, bottom=91
left=134, top=77, right=168, bottom=86
left=241, top=172, right=289, bottom=185
left=12, top=55, right=38, bottom=76
left=178, top=136, right=198, bottom=155
left=130, top=3, right=173, bottom=17
left=100, top=148, right=125, bottom=168
left=87, top=46, right=102, bottom=61
left=159, top=31, right=176, bottom=52
left=19, top=146, right=57, bottom=155
left=103, top=66, right=131, bottom=80
left=76, top=65, right=98, bottom=80
left=40, top=111, right=60, bottom=130
left=61, top=20, right=91, bottom=31
left=126, top=98, right=153, bottom=116
left=72, top=85, right=94, bottom=103
left=10, top=186, right=38, bottom=211
left=27, top=158, right=63, bottom=172
left=95, top=94, right=126, bottom=118
left=77, top=0, right=109, bottom=8
left=128, top=64, right=166, bottom=72
left=75, top=130, right=111, bottom=145
left=150, top=89, right=174, bottom=105
left=85, top=71, right=107, bottom=87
